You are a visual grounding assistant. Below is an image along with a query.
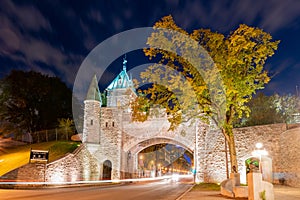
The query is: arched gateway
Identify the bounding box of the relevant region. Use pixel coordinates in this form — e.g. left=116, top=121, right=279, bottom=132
left=102, top=160, right=112, bottom=180
left=82, top=58, right=227, bottom=182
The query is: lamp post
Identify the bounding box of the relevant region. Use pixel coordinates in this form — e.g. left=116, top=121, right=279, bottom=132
left=248, top=143, right=273, bottom=200
left=139, top=154, right=144, bottom=177
left=127, top=151, right=131, bottom=178
left=251, top=143, right=268, bottom=173
left=157, top=163, right=161, bottom=176
left=150, top=160, right=155, bottom=177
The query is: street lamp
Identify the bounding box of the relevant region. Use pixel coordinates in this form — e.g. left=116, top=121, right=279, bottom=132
left=255, top=142, right=263, bottom=149
left=251, top=143, right=268, bottom=173
left=158, top=163, right=161, bottom=176
left=139, top=154, right=144, bottom=177
left=252, top=143, right=268, bottom=157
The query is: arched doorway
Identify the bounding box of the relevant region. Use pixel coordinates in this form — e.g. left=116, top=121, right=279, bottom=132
left=102, top=160, right=112, bottom=180
left=137, top=143, right=193, bottom=178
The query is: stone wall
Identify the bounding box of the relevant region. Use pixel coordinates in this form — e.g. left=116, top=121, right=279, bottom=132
left=231, top=123, right=300, bottom=187
left=203, top=129, right=228, bottom=183
left=277, top=127, right=300, bottom=187
left=46, top=145, right=100, bottom=182
left=93, top=107, right=123, bottom=180
left=0, top=163, right=46, bottom=181
left=201, top=123, right=300, bottom=187
left=1, top=123, right=299, bottom=187
left=0, top=145, right=100, bottom=182
left=233, top=123, right=286, bottom=183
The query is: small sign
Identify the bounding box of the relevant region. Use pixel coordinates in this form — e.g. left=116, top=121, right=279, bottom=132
left=30, top=149, right=49, bottom=163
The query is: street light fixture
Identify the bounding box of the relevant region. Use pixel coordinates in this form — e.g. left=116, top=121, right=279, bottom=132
left=251, top=142, right=268, bottom=173
left=255, top=142, right=263, bottom=149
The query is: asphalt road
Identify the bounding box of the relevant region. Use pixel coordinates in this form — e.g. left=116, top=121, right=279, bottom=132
left=0, top=178, right=193, bottom=200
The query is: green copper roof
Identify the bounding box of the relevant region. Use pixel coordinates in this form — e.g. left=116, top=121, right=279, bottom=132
left=86, top=74, right=102, bottom=102
left=106, top=57, right=134, bottom=90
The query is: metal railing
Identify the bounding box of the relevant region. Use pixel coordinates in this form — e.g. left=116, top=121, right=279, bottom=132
left=22, top=127, right=76, bottom=143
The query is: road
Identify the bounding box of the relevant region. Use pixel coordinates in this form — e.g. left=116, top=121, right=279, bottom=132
left=0, top=177, right=193, bottom=200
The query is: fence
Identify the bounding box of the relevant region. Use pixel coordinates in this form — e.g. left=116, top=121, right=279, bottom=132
left=24, top=127, right=77, bottom=143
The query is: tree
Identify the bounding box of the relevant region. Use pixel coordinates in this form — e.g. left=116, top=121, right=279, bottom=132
left=235, top=93, right=283, bottom=127
left=58, top=118, right=74, bottom=140
left=0, top=70, right=73, bottom=136
left=133, top=16, right=279, bottom=172
left=271, top=94, right=300, bottom=123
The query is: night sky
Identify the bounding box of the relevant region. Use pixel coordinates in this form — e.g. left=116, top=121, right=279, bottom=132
left=1, top=0, right=300, bottom=95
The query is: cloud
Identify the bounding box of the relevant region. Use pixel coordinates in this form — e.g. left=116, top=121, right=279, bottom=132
left=0, top=0, right=51, bottom=32
left=87, top=9, right=103, bottom=23
left=267, top=58, right=294, bottom=78
left=20, top=38, right=84, bottom=85
left=0, top=1, right=84, bottom=87
left=259, top=0, right=300, bottom=31
left=0, top=28, right=20, bottom=55
left=80, top=20, right=99, bottom=50
left=170, top=0, right=300, bottom=33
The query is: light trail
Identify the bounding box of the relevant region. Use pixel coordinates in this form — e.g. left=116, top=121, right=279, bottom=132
left=0, top=174, right=193, bottom=185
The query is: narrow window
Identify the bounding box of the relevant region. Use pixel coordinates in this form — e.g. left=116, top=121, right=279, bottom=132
left=106, top=122, right=108, bottom=127
left=112, top=122, right=115, bottom=127
left=91, top=119, right=93, bottom=125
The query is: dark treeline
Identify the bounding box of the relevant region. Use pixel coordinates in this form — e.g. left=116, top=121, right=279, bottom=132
left=234, top=92, right=300, bottom=127
left=0, top=70, right=73, bottom=136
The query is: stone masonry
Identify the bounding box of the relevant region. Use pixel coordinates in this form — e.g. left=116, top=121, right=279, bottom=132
left=1, top=123, right=299, bottom=187
left=1, top=59, right=299, bottom=187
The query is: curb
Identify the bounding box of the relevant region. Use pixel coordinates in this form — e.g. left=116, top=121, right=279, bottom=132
left=175, top=184, right=195, bottom=200
left=0, top=182, right=123, bottom=189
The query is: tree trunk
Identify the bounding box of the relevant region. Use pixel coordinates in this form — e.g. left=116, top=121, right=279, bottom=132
left=222, top=127, right=238, bottom=173
left=228, top=133, right=238, bottom=173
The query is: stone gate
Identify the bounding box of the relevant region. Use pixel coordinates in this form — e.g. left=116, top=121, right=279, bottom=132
left=1, top=59, right=299, bottom=187
left=80, top=58, right=300, bottom=186
left=82, top=58, right=228, bottom=183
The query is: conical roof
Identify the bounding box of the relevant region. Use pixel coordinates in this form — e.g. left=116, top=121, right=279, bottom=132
left=86, top=74, right=101, bottom=102
left=106, top=57, right=134, bottom=90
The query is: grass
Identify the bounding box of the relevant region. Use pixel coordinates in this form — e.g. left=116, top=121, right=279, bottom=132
left=192, top=182, right=221, bottom=191
left=0, top=141, right=80, bottom=176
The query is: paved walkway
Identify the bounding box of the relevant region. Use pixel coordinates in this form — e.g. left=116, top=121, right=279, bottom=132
left=179, top=185, right=300, bottom=200
left=180, top=190, right=240, bottom=200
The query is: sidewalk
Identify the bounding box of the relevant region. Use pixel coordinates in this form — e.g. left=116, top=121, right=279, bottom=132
left=180, top=190, right=241, bottom=200
left=179, top=185, right=300, bottom=200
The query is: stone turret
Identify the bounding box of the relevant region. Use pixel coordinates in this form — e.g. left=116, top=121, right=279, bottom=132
left=106, top=56, right=136, bottom=107
left=82, top=75, right=102, bottom=143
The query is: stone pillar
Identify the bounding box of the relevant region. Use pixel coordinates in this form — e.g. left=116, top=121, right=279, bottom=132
left=194, top=120, right=208, bottom=183
left=248, top=172, right=274, bottom=200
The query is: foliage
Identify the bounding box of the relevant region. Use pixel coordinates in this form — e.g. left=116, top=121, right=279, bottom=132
left=235, top=93, right=300, bottom=127
left=0, top=70, right=73, bottom=135
left=58, top=118, right=75, bottom=139
left=271, top=94, right=300, bottom=123
left=101, top=92, right=107, bottom=107
left=58, top=118, right=74, bottom=131
left=132, top=15, right=279, bottom=171
left=48, top=141, right=80, bottom=160
left=235, top=93, right=283, bottom=127
left=259, top=190, right=266, bottom=200
left=130, top=93, right=151, bottom=122
left=192, top=183, right=220, bottom=191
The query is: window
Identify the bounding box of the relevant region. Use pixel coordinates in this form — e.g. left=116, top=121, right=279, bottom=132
left=112, top=122, right=115, bottom=127
left=106, top=122, right=108, bottom=127
left=91, top=119, right=93, bottom=125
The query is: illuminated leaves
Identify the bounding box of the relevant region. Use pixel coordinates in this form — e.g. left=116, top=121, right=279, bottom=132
left=133, top=16, right=280, bottom=171
left=138, top=16, right=279, bottom=132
